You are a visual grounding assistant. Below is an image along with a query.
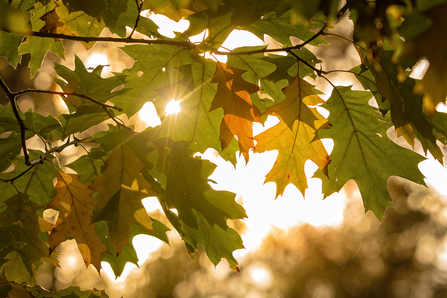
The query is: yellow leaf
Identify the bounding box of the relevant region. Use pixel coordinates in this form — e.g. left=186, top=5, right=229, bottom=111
left=254, top=76, right=330, bottom=197
left=396, top=124, right=416, bottom=148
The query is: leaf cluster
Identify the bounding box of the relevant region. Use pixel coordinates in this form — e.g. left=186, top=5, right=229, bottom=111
left=1, top=0, right=447, bottom=296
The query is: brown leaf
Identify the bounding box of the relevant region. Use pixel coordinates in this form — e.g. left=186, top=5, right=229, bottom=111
left=47, top=173, right=108, bottom=271
left=210, top=62, right=262, bottom=161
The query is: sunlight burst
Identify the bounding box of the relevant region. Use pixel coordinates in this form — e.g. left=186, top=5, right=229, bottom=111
left=165, top=100, right=181, bottom=115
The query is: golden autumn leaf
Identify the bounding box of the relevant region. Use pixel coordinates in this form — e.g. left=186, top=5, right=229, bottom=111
left=210, top=62, right=262, bottom=162
left=47, top=172, right=108, bottom=271
left=89, top=144, right=155, bottom=254
left=255, top=76, right=330, bottom=197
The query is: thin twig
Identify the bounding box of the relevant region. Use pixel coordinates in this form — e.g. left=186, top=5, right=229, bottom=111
left=14, top=89, right=123, bottom=112
left=129, top=0, right=143, bottom=38
left=0, top=77, right=31, bottom=165
left=19, top=31, right=198, bottom=49
left=214, top=24, right=328, bottom=56
left=28, top=136, right=93, bottom=166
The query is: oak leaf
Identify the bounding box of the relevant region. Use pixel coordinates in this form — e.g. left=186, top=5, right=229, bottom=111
left=255, top=76, right=330, bottom=197
left=89, top=144, right=155, bottom=254
left=210, top=62, right=262, bottom=161
left=400, top=3, right=447, bottom=115
left=47, top=173, right=108, bottom=270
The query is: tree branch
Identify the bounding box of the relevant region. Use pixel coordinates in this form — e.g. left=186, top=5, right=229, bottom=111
left=14, top=89, right=123, bottom=112
left=129, top=0, right=143, bottom=38
left=0, top=77, right=31, bottom=165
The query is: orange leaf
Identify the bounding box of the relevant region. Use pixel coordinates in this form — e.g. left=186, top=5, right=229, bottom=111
left=210, top=62, right=262, bottom=161
left=47, top=173, right=108, bottom=271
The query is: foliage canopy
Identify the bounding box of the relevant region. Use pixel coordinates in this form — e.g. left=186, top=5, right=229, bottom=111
left=1, top=0, right=447, bottom=296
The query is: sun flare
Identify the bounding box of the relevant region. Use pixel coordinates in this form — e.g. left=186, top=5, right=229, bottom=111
left=165, top=99, right=181, bottom=115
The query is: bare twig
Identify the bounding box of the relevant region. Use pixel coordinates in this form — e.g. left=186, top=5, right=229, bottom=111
left=0, top=77, right=31, bottom=165
left=28, top=136, right=93, bottom=166
left=14, top=89, right=123, bottom=112
left=129, top=0, right=143, bottom=38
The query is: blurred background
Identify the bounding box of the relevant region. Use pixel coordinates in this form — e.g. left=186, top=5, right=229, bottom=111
left=1, top=9, right=447, bottom=298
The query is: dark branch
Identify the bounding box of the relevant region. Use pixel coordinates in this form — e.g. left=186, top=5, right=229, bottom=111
left=26, top=31, right=198, bottom=49
left=213, top=24, right=328, bottom=56
left=0, top=77, right=31, bottom=165
left=14, top=89, right=123, bottom=112
left=129, top=0, right=143, bottom=38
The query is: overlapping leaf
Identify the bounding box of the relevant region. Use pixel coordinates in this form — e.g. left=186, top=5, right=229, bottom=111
left=245, top=11, right=328, bottom=47
left=40, top=0, right=106, bottom=47
left=89, top=144, right=155, bottom=254
left=53, top=55, right=123, bottom=111
left=0, top=32, right=23, bottom=68
left=400, top=2, right=447, bottom=115
left=0, top=193, right=58, bottom=275
left=61, top=0, right=127, bottom=29
left=210, top=62, right=262, bottom=161
left=17, top=2, right=65, bottom=77
left=314, top=86, right=426, bottom=220
left=255, top=76, right=330, bottom=197
left=357, top=45, right=443, bottom=163
left=0, top=151, right=57, bottom=207
left=46, top=173, right=108, bottom=270
left=112, top=44, right=193, bottom=117
left=0, top=104, right=61, bottom=140
left=151, top=60, right=238, bottom=163
left=144, top=140, right=246, bottom=271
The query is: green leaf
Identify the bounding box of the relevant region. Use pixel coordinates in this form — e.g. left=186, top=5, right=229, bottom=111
left=66, top=150, right=108, bottom=184
left=48, top=105, right=110, bottom=141
left=245, top=11, right=328, bottom=47
left=111, top=0, right=159, bottom=37
left=112, top=44, right=194, bottom=117
left=314, top=86, right=426, bottom=221
left=0, top=1, right=31, bottom=35
left=0, top=133, right=22, bottom=173
left=18, top=37, right=65, bottom=78
left=0, top=193, right=57, bottom=276
left=358, top=45, right=444, bottom=163
left=0, top=222, right=25, bottom=267
left=150, top=59, right=238, bottom=163
left=0, top=105, right=61, bottom=140
left=61, top=0, right=128, bottom=29
left=145, top=140, right=246, bottom=271
left=0, top=32, right=23, bottom=68
left=53, top=55, right=123, bottom=111
left=51, top=0, right=106, bottom=47
left=0, top=151, right=58, bottom=207
left=89, top=144, right=155, bottom=254
left=96, top=218, right=169, bottom=277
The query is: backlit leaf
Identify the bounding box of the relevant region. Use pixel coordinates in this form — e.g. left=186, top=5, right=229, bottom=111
left=314, top=86, right=426, bottom=221
left=255, top=76, right=330, bottom=197
left=47, top=173, right=108, bottom=270
left=210, top=62, right=262, bottom=161
left=89, top=144, right=155, bottom=254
